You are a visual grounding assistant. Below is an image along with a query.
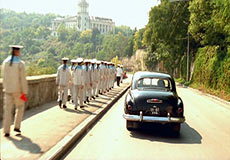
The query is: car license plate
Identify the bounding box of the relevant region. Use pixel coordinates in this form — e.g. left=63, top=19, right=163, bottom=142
left=150, top=106, right=160, bottom=115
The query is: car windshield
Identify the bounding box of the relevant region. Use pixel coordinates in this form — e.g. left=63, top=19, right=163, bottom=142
left=136, top=77, right=172, bottom=91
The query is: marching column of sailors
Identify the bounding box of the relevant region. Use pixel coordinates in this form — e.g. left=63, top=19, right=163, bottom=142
left=56, top=58, right=120, bottom=110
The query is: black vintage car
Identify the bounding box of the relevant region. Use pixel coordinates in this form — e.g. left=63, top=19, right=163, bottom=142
left=123, top=71, right=185, bottom=134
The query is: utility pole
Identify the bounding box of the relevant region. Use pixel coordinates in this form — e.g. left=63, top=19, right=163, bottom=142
left=169, top=0, right=190, bottom=81
left=187, top=32, right=190, bottom=81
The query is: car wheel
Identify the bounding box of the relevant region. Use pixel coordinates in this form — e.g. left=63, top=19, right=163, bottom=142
left=126, top=120, right=134, bottom=131
left=171, top=123, right=181, bottom=136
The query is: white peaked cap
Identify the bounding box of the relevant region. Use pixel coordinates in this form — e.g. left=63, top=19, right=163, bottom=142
left=91, top=59, right=97, bottom=63
left=96, top=61, right=101, bottom=64
left=76, top=58, right=84, bottom=63
left=62, top=57, right=69, bottom=61
left=9, top=45, right=23, bottom=49
left=84, top=59, right=91, bottom=63
left=71, top=59, right=77, bottom=63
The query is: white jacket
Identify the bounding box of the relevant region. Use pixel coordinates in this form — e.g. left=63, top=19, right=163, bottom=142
left=84, top=65, right=92, bottom=85
left=56, top=64, right=71, bottom=86
left=1, top=56, right=28, bottom=94
left=73, top=65, right=84, bottom=86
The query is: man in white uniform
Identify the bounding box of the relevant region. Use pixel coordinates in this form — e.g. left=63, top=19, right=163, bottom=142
left=69, top=59, right=77, bottom=102
left=56, top=57, right=71, bottom=109
left=1, top=45, right=28, bottom=137
left=83, top=59, right=92, bottom=103
left=73, top=58, right=84, bottom=110
left=99, top=61, right=105, bottom=95
left=116, top=64, right=123, bottom=87
left=91, top=59, right=97, bottom=99
left=95, top=61, right=101, bottom=97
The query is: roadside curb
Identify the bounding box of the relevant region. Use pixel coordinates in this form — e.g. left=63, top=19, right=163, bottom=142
left=176, top=83, right=230, bottom=108
left=39, top=84, right=130, bottom=160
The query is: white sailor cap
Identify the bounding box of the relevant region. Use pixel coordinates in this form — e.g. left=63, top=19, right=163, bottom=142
left=96, top=61, right=101, bottom=64
left=71, top=59, right=77, bottom=63
left=9, top=45, right=23, bottom=49
left=62, top=57, right=69, bottom=61
left=91, top=59, right=97, bottom=64
left=84, top=59, right=91, bottom=63
left=76, top=58, right=84, bottom=63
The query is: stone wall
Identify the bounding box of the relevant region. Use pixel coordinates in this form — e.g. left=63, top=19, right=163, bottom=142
left=0, top=74, right=58, bottom=120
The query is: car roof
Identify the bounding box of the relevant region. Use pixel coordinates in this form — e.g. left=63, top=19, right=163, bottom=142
left=133, top=71, right=172, bottom=80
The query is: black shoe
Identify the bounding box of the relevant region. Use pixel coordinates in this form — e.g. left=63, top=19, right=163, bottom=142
left=14, top=128, right=21, bottom=133
left=63, top=105, right=67, bottom=109
left=72, top=100, right=74, bottom=103
left=96, top=95, right=99, bottom=97
left=74, top=107, right=77, bottom=110
left=86, top=97, right=90, bottom=103
left=84, top=101, right=87, bottom=104
left=68, top=95, right=71, bottom=101
left=80, top=106, right=84, bottom=109
left=59, top=100, right=62, bottom=108
left=92, top=96, right=95, bottom=100
left=4, top=133, right=10, bottom=137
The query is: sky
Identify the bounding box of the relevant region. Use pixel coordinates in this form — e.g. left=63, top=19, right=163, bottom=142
left=0, top=0, right=160, bottom=29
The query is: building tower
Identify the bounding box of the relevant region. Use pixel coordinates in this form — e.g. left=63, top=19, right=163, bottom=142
left=78, top=0, right=90, bottom=31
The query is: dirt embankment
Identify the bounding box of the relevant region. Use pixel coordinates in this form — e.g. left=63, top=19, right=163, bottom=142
left=122, top=49, right=147, bottom=72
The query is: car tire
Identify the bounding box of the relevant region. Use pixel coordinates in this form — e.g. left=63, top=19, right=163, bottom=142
left=126, top=120, right=134, bottom=131
left=171, top=123, right=181, bottom=136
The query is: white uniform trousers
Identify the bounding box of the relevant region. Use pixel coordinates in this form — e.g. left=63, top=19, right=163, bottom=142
left=69, top=83, right=73, bottom=97
left=103, top=79, right=107, bottom=92
left=99, top=79, right=104, bottom=93
left=3, top=93, right=25, bottom=134
left=73, top=85, right=84, bottom=106
left=84, top=84, right=92, bottom=99
left=91, top=82, right=97, bottom=97
left=95, top=82, right=100, bottom=96
left=57, top=85, right=68, bottom=105
left=73, top=85, right=78, bottom=106
left=78, top=85, right=84, bottom=106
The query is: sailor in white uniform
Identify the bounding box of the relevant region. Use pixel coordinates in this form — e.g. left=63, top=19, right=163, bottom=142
left=56, top=57, right=71, bottom=109
left=69, top=59, right=77, bottom=102
left=1, top=45, right=28, bottom=137
left=95, top=61, right=101, bottom=97
left=73, top=58, right=85, bottom=110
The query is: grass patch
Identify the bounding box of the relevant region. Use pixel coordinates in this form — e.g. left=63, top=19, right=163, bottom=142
left=190, top=82, right=230, bottom=102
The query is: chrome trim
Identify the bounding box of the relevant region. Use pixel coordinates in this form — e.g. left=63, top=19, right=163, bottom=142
left=140, top=111, right=143, bottom=122
left=123, top=114, right=185, bottom=123
left=167, top=113, right=170, bottom=121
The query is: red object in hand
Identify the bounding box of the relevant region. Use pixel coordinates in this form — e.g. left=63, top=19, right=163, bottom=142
left=20, top=93, right=27, bottom=102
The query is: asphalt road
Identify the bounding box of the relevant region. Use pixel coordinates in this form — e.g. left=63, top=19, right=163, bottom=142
left=62, top=85, right=230, bottom=160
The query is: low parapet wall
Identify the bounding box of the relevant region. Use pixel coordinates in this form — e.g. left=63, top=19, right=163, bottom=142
left=0, top=74, right=58, bottom=120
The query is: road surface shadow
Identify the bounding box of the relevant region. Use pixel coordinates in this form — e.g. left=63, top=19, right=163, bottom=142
left=63, top=108, right=96, bottom=115
left=87, top=103, right=103, bottom=108
left=129, top=122, right=202, bottom=144
left=6, top=135, right=43, bottom=154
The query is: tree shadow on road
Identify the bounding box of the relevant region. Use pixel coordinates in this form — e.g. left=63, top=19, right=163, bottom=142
left=129, top=122, right=202, bottom=144
left=7, top=135, right=43, bottom=154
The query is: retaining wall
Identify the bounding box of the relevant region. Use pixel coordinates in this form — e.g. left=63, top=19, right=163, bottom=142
left=0, top=74, right=58, bottom=120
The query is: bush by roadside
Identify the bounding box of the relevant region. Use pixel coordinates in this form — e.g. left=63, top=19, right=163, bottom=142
left=177, top=46, right=230, bottom=102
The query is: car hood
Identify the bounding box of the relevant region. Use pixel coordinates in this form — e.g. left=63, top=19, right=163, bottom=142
left=131, top=89, right=178, bottom=111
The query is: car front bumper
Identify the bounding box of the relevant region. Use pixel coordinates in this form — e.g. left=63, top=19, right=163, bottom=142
left=123, top=113, right=185, bottom=123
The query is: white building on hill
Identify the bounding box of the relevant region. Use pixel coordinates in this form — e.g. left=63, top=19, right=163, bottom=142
left=51, top=0, right=115, bottom=36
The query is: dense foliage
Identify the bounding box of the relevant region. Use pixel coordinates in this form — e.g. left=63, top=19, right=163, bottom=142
left=141, top=0, right=197, bottom=78
left=133, top=0, right=230, bottom=100
left=189, top=0, right=230, bottom=100
left=0, top=9, right=135, bottom=76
